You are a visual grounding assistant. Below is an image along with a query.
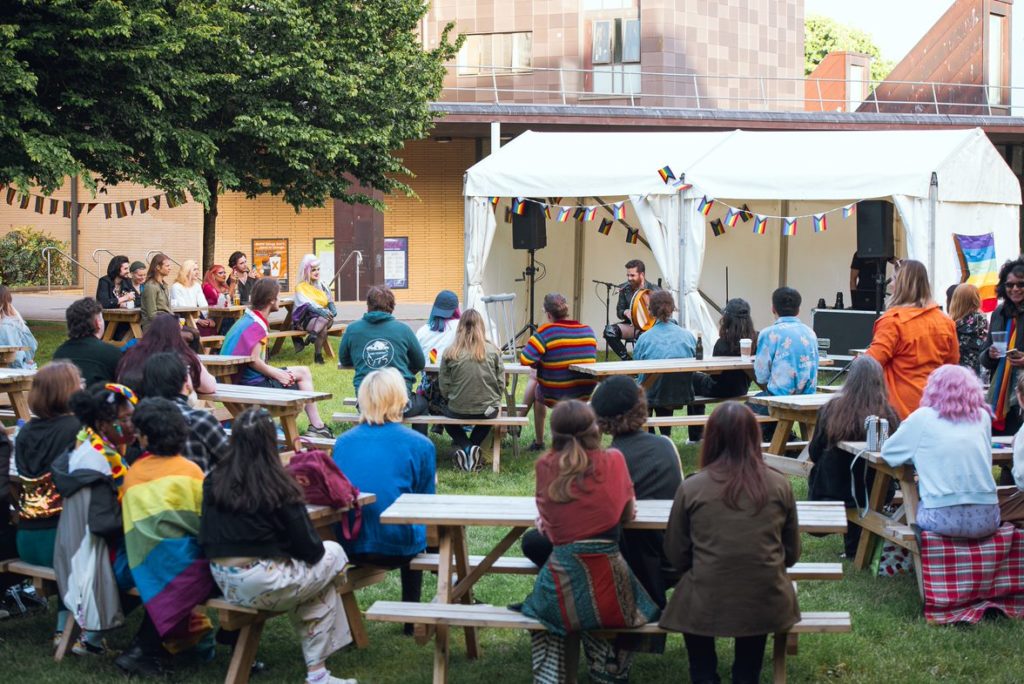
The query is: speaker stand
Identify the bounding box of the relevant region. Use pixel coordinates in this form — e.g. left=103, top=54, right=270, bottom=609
left=513, top=248, right=539, bottom=342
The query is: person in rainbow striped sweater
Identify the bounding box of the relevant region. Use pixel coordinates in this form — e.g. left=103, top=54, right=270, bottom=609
left=520, top=293, right=598, bottom=449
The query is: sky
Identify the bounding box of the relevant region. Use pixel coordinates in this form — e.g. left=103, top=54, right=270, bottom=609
left=804, top=0, right=956, bottom=64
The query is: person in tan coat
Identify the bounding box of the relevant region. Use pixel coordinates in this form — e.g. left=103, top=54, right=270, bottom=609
left=660, top=401, right=800, bottom=684
left=865, top=259, right=958, bottom=420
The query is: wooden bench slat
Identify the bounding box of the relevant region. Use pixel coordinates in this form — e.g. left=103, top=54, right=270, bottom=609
left=332, top=412, right=528, bottom=427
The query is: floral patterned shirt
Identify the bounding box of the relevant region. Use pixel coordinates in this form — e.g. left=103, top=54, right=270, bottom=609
left=754, top=316, right=819, bottom=396
left=956, top=311, right=989, bottom=375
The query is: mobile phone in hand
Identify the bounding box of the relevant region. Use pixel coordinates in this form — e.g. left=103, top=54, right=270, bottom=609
left=1008, top=349, right=1023, bottom=360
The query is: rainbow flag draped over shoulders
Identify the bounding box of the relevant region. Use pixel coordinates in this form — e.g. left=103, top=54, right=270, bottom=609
left=220, top=310, right=268, bottom=384
left=989, top=319, right=1018, bottom=431
left=122, top=454, right=213, bottom=639
left=953, top=233, right=1000, bottom=313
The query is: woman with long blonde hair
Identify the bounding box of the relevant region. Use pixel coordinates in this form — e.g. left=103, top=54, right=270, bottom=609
left=865, top=259, right=959, bottom=418
left=169, top=258, right=216, bottom=335
left=948, top=283, right=988, bottom=376
left=438, top=309, right=504, bottom=471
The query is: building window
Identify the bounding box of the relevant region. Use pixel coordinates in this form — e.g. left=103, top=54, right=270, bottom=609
left=988, top=12, right=1008, bottom=106
left=847, top=63, right=867, bottom=111
left=457, top=32, right=532, bottom=76
left=591, top=18, right=641, bottom=95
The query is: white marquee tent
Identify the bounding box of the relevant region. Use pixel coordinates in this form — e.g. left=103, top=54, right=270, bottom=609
left=463, top=128, right=1021, bottom=348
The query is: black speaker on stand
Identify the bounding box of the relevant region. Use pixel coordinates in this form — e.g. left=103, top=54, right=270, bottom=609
left=856, top=200, right=895, bottom=315
left=512, top=201, right=548, bottom=338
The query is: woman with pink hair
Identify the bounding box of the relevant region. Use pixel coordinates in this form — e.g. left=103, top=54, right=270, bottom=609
left=881, top=364, right=999, bottom=538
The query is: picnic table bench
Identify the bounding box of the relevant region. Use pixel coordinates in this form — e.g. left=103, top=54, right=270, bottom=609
left=200, top=323, right=346, bottom=359
left=198, top=383, right=332, bottom=446
left=198, top=354, right=252, bottom=383
left=0, top=367, right=35, bottom=424
left=375, top=493, right=847, bottom=683
left=0, top=345, right=27, bottom=368
left=101, top=308, right=143, bottom=347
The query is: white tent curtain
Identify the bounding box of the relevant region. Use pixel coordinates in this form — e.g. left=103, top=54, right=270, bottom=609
left=631, top=194, right=719, bottom=348
left=463, top=196, right=497, bottom=313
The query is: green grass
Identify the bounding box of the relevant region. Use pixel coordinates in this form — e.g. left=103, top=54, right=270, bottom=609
left=4, top=323, right=1024, bottom=682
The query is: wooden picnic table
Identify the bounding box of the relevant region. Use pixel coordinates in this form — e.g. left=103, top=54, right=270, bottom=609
left=307, top=493, right=375, bottom=541
left=197, top=382, right=332, bottom=447
left=837, top=439, right=1012, bottom=596
left=569, top=357, right=833, bottom=377
left=0, top=346, right=26, bottom=368
left=172, top=306, right=206, bottom=329
left=271, top=297, right=295, bottom=332
left=380, top=492, right=846, bottom=681
left=748, top=393, right=835, bottom=455
left=198, top=354, right=251, bottom=383
left=0, top=368, right=35, bottom=423
left=101, top=308, right=143, bottom=347
left=206, top=305, right=248, bottom=330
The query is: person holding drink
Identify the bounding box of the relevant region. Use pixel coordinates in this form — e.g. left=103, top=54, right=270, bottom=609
left=981, top=256, right=1024, bottom=437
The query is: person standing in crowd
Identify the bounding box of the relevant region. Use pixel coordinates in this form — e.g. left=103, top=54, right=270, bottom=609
left=519, top=400, right=658, bottom=684
left=52, top=298, right=123, bottom=387
left=228, top=251, right=254, bottom=305
left=438, top=309, right=504, bottom=472
left=116, top=313, right=216, bottom=395
left=866, top=259, right=958, bottom=420
left=221, top=278, right=332, bottom=439
left=129, top=261, right=148, bottom=295
left=96, top=255, right=138, bottom=310
left=338, top=285, right=427, bottom=421
left=13, top=361, right=83, bottom=647
left=603, top=259, right=662, bottom=361
left=170, top=259, right=216, bottom=336
left=201, top=408, right=356, bottom=684
left=519, top=293, right=597, bottom=450
left=881, top=365, right=999, bottom=539
left=631, top=290, right=696, bottom=437
left=948, top=283, right=989, bottom=377
left=0, top=284, right=37, bottom=369
left=293, top=254, right=338, bottom=365
left=142, top=353, right=229, bottom=472
left=661, top=402, right=800, bottom=684
left=332, top=369, right=435, bottom=629
left=981, top=257, right=1024, bottom=436
left=808, top=355, right=900, bottom=558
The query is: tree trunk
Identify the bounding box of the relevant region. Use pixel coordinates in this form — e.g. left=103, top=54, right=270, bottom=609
left=202, top=175, right=219, bottom=273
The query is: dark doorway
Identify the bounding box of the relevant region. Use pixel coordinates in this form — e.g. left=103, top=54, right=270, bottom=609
left=333, top=195, right=383, bottom=301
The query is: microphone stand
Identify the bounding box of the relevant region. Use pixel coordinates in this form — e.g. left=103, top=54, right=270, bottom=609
left=593, top=279, right=618, bottom=358
left=513, top=248, right=539, bottom=341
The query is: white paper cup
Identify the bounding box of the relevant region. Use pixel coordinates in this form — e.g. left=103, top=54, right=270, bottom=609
left=740, top=338, right=752, bottom=358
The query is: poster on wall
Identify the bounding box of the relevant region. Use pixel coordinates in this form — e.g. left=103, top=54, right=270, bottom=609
left=313, top=238, right=335, bottom=295
left=252, top=238, right=289, bottom=291
left=384, top=237, right=409, bottom=289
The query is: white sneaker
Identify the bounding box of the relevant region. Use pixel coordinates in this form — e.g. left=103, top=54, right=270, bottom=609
left=468, top=445, right=484, bottom=472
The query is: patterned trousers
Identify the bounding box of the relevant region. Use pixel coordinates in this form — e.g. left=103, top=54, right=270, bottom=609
left=530, top=632, right=634, bottom=684
left=211, top=540, right=352, bottom=667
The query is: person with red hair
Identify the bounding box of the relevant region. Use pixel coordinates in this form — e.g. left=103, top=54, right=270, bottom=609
left=881, top=364, right=998, bottom=538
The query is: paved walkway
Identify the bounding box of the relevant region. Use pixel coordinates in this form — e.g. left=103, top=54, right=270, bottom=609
left=13, top=291, right=430, bottom=329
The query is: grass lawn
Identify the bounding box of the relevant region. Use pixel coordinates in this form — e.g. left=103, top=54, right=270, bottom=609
left=3, top=321, right=1024, bottom=682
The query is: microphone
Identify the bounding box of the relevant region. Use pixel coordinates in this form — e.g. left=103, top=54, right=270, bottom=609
left=592, top=279, right=618, bottom=288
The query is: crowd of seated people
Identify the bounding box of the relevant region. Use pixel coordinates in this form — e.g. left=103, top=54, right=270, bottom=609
left=11, top=252, right=1024, bottom=683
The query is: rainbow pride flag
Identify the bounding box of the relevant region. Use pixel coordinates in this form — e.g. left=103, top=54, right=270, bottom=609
left=583, top=206, right=597, bottom=221
left=710, top=218, right=725, bottom=237
left=813, top=213, right=828, bottom=233
left=953, top=233, right=1000, bottom=312
left=697, top=196, right=714, bottom=216
left=724, top=209, right=740, bottom=227
left=598, top=218, right=613, bottom=235
left=658, top=165, right=675, bottom=183
left=556, top=207, right=572, bottom=222
left=782, top=217, right=797, bottom=236
left=753, top=215, right=768, bottom=235
left=613, top=201, right=626, bottom=220
left=843, top=203, right=856, bottom=219
left=512, top=198, right=527, bottom=215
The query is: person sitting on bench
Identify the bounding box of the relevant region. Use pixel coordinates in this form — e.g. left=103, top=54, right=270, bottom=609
left=631, top=290, right=696, bottom=438
left=201, top=407, right=356, bottom=684
left=661, top=401, right=801, bottom=684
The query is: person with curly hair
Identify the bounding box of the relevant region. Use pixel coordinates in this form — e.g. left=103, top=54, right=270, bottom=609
left=980, top=256, right=1024, bottom=435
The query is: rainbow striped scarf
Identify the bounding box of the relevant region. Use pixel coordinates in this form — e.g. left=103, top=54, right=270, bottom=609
left=989, top=319, right=1018, bottom=431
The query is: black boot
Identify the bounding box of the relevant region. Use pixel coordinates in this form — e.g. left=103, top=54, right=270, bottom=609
left=603, top=324, right=630, bottom=361
left=114, top=644, right=167, bottom=677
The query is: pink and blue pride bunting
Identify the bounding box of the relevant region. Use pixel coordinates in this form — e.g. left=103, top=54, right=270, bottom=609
left=613, top=201, right=626, bottom=220
left=698, top=196, right=714, bottom=216
left=753, top=215, right=768, bottom=235
left=782, top=217, right=797, bottom=236
left=813, top=213, right=828, bottom=233
left=724, top=208, right=741, bottom=228
left=556, top=207, right=572, bottom=222
left=842, top=203, right=856, bottom=219
left=583, top=206, right=597, bottom=221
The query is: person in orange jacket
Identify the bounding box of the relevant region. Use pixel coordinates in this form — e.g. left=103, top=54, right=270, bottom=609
left=865, top=260, right=959, bottom=419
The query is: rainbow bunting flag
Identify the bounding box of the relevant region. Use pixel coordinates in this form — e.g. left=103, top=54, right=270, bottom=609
left=504, top=207, right=513, bottom=223
left=710, top=218, right=725, bottom=237
left=953, top=233, right=999, bottom=312
left=598, top=218, right=613, bottom=235
left=842, top=203, right=856, bottom=219
left=544, top=204, right=552, bottom=219
left=782, top=217, right=797, bottom=236
left=658, top=166, right=675, bottom=183
left=740, top=204, right=753, bottom=222
left=33, top=196, right=43, bottom=214
left=556, top=207, right=572, bottom=222
left=753, top=215, right=768, bottom=235
left=613, top=201, right=626, bottom=220
left=512, top=197, right=527, bottom=215
left=18, top=194, right=29, bottom=210
left=673, top=179, right=693, bottom=192
left=812, top=213, right=828, bottom=233
left=697, top=196, right=714, bottom=216
left=573, top=207, right=585, bottom=220
left=625, top=228, right=640, bottom=244
left=489, top=196, right=500, bottom=207
left=724, top=209, right=740, bottom=228
left=583, top=206, right=597, bottom=221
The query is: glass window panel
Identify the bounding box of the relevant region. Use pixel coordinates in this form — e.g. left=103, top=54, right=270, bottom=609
left=593, top=65, right=613, bottom=93
left=493, top=33, right=512, bottom=72
left=593, top=21, right=612, bottom=64
left=848, top=64, right=866, bottom=111
left=512, top=32, right=532, bottom=70
left=989, top=14, right=1004, bottom=104
left=624, top=64, right=641, bottom=94
left=622, top=19, right=641, bottom=62
left=457, top=35, right=484, bottom=76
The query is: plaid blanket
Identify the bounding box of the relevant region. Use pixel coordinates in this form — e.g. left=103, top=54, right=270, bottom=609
left=920, top=524, right=1024, bottom=624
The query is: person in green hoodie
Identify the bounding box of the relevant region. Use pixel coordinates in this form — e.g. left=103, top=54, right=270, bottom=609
left=338, top=285, right=427, bottom=422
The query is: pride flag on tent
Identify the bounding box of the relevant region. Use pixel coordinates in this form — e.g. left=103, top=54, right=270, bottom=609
left=697, top=196, right=714, bottom=216
left=512, top=197, right=527, bottom=215
left=953, top=233, right=1000, bottom=313
left=782, top=217, right=797, bottom=236
left=753, top=215, right=768, bottom=235
left=556, top=207, right=572, bottom=222
left=724, top=209, right=740, bottom=228
left=812, top=213, right=828, bottom=233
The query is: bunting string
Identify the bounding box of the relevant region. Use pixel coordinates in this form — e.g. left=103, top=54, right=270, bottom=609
left=1, top=186, right=188, bottom=220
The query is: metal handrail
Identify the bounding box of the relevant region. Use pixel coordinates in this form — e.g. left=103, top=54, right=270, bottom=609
left=145, top=250, right=181, bottom=267
left=329, top=250, right=363, bottom=299
left=42, top=246, right=100, bottom=295
left=91, top=248, right=117, bottom=265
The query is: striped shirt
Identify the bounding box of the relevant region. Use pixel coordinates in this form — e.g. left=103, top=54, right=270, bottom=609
left=520, top=319, right=598, bottom=405
left=220, top=310, right=268, bottom=385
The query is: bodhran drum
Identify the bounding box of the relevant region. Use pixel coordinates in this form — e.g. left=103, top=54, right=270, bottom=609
left=630, top=288, right=654, bottom=332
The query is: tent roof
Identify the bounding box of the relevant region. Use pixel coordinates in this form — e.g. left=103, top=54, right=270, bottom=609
left=464, top=128, right=1020, bottom=205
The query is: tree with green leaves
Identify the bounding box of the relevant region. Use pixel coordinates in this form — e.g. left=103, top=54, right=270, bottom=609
left=805, top=14, right=894, bottom=84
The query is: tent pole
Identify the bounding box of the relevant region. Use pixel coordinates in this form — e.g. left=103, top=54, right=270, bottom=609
left=928, top=172, right=938, bottom=292
left=778, top=200, right=790, bottom=287
left=678, top=196, right=688, bottom=327
left=572, top=206, right=585, bottom=318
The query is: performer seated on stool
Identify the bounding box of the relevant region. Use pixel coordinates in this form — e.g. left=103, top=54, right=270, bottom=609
left=604, top=259, right=661, bottom=361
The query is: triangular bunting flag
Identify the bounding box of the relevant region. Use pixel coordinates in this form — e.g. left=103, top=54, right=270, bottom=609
left=710, top=218, right=725, bottom=237
left=48, top=199, right=58, bottom=214
left=33, top=196, right=43, bottom=213
left=573, top=207, right=585, bottom=220
left=62, top=201, right=71, bottom=218
left=658, top=165, right=675, bottom=183
left=753, top=215, right=768, bottom=235
left=598, top=218, right=613, bottom=235
left=5, top=188, right=15, bottom=205
left=673, top=179, right=693, bottom=192
left=166, top=192, right=180, bottom=209
left=140, top=198, right=150, bottom=214
left=76, top=203, right=86, bottom=217
left=115, top=202, right=127, bottom=218
left=511, top=197, right=526, bottom=215
left=782, top=217, right=797, bottom=236
left=740, top=204, right=753, bottom=222
left=612, top=201, right=626, bottom=220
left=103, top=204, right=112, bottom=219
left=129, top=200, right=137, bottom=215
left=556, top=207, right=572, bottom=223
left=544, top=204, right=552, bottom=219
left=813, top=213, right=828, bottom=233
left=504, top=207, right=512, bottom=223
left=843, top=203, right=856, bottom=219
left=153, top=195, right=162, bottom=210
left=583, top=206, right=597, bottom=221
left=489, top=196, right=499, bottom=207
left=697, top=196, right=714, bottom=216
left=87, top=203, right=97, bottom=213
left=18, top=194, right=30, bottom=210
